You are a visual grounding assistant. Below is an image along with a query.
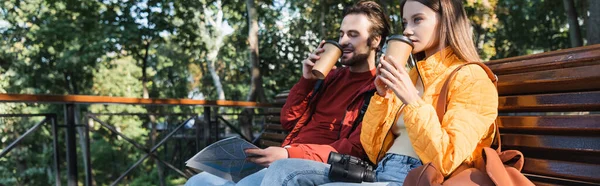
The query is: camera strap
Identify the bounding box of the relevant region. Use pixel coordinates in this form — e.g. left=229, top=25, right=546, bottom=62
left=350, top=90, right=376, bottom=136
left=310, top=77, right=375, bottom=138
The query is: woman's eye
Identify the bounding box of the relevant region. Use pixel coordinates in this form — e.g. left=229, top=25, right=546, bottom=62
left=414, top=17, right=423, bottom=24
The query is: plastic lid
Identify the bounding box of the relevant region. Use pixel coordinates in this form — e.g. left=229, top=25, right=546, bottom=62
left=386, top=35, right=414, bottom=48
left=324, top=40, right=343, bottom=50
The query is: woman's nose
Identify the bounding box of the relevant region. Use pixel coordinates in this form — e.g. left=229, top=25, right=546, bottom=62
left=403, top=28, right=413, bottom=37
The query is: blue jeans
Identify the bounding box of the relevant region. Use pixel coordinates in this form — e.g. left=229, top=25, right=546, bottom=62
left=261, top=153, right=422, bottom=186
left=184, top=168, right=267, bottom=186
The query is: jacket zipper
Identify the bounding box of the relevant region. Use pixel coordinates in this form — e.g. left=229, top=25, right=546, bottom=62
left=415, top=60, right=425, bottom=92
left=374, top=62, right=423, bottom=163
left=375, top=104, right=404, bottom=163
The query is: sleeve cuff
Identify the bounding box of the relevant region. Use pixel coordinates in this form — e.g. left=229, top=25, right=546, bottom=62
left=285, top=146, right=304, bottom=159
left=405, top=98, right=427, bottom=112
left=371, top=93, right=389, bottom=104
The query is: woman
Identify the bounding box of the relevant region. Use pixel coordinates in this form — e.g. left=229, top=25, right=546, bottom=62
left=261, top=0, right=498, bottom=185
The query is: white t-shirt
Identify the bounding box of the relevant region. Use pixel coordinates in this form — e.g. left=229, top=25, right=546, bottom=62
left=386, top=76, right=424, bottom=159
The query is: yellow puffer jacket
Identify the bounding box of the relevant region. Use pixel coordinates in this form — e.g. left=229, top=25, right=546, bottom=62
left=361, top=47, right=498, bottom=177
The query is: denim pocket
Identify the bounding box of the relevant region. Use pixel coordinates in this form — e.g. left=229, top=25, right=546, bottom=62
left=374, top=154, right=422, bottom=185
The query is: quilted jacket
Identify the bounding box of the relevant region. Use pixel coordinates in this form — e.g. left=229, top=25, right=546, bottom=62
left=360, top=47, right=498, bottom=177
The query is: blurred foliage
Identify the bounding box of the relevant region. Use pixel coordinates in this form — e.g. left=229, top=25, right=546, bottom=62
left=0, top=0, right=594, bottom=185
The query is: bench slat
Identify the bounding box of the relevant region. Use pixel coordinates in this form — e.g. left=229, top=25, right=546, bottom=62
left=522, top=158, right=600, bottom=184
left=496, top=63, right=600, bottom=95
left=487, top=44, right=600, bottom=75
left=498, top=91, right=600, bottom=112
left=264, top=124, right=285, bottom=131
left=275, top=91, right=289, bottom=104
left=525, top=174, right=600, bottom=186
left=266, top=108, right=281, bottom=114
left=265, top=115, right=281, bottom=124
left=260, top=132, right=287, bottom=141
left=501, top=134, right=600, bottom=153
left=497, top=115, right=600, bottom=133
left=259, top=139, right=282, bottom=147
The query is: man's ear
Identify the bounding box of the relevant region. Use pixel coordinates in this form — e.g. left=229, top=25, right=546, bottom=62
left=371, top=36, right=382, bottom=49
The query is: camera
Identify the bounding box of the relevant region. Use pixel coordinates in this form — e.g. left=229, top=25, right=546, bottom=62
left=327, top=152, right=376, bottom=183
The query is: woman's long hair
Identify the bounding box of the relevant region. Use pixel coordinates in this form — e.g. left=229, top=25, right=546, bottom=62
left=401, top=0, right=481, bottom=62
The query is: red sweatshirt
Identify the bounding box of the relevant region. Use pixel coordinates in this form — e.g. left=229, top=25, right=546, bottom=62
left=280, top=67, right=376, bottom=163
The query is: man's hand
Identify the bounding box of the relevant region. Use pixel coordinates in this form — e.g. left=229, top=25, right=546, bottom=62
left=302, top=40, right=326, bottom=79
left=245, top=147, right=289, bottom=167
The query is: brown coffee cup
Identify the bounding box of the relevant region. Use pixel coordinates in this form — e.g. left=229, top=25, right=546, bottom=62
left=312, top=40, right=343, bottom=79
left=385, top=35, right=414, bottom=68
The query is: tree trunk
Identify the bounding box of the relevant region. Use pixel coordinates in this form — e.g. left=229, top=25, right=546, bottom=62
left=563, top=0, right=583, bottom=47
left=202, top=0, right=226, bottom=101
left=206, top=59, right=225, bottom=100
left=380, top=0, right=388, bottom=13
left=245, top=0, right=265, bottom=104
left=588, top=0, right=600, bottom=45
left=240, top=0, right=265, bottom=141
left=141, top=40, right=166, bottom=186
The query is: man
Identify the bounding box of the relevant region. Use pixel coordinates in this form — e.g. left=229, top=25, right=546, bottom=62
left=185, top=1, right=391, bottom=185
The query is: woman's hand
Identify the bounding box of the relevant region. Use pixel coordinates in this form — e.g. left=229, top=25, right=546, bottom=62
left=377, top=56, right=420, bottom=105
left=374, top=65, right=389, bottom=97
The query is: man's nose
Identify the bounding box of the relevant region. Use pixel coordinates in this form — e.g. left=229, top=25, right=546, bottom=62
left=339, top=34, right=349, bottom=46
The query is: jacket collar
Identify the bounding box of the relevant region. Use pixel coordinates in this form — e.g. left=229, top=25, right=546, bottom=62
left=413, top=47, right=458, bottom=86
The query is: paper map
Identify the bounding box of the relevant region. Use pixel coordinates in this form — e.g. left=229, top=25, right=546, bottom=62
left=185, top=136, right=263, bottom=182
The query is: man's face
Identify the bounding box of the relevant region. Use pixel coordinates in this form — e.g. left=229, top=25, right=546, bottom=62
left=338, top=14, right=375, bottom=66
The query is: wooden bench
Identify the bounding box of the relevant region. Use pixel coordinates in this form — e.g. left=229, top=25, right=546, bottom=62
left=487, top=44, right=600, bottom=186
left=256, top=45, right=600, bottom=185
left=255, top=90, right=289, bottom=148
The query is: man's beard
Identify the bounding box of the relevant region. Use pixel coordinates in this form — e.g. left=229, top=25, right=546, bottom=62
left=340, top=52, right=370, bottom=67
left=340, top=45, right=372, bottom=67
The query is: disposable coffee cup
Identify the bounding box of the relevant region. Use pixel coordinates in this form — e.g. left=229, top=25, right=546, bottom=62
left=312, top=40, right=343, bottom=79
left=385, top=35, right=414, bottom=68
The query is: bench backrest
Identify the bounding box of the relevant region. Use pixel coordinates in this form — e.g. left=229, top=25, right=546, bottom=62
left=487, top=44, right=600, bottom=186
left=259, top=45, right=600, bottom=185
left=256, top=91, right=289, bottom=148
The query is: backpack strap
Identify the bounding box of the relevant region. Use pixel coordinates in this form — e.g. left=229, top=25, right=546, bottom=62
left=309, top=79, right=324, bottom=100
left=435, top=62, right=501, bottom=151
left=351, top=90, right=376, bottom=133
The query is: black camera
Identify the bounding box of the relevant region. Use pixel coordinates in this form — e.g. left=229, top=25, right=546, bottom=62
left=327, top=152, right=376, bottom=183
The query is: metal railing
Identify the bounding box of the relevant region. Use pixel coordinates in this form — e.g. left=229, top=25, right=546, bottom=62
left=0, top=114, right=60, bottom=186
left=0, top=93, right=281, bottom=186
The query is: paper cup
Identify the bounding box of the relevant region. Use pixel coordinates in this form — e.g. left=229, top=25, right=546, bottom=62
left=385, top=35, right=414, bottom=68
left=312, top=40, right=343, bottom=79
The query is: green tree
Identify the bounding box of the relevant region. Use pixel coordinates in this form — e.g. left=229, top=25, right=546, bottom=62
left=587, top=0, right=600, bottom=45
left=494, top=0, right=571, bottom=58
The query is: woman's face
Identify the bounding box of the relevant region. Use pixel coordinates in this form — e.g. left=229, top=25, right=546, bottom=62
left=402, top=1, right=440, bottom=55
